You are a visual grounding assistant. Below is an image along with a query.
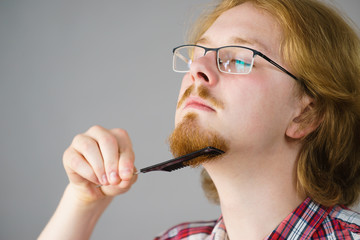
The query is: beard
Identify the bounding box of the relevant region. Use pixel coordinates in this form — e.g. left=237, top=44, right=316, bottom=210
left=168, top=112, right=229, bottom=167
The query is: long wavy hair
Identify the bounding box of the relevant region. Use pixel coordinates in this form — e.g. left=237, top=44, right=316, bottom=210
left=190, top=0, right=360, bottom=207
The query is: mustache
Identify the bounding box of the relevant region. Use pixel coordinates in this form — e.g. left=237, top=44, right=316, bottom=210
left=177, top=85, right=224, bottom=110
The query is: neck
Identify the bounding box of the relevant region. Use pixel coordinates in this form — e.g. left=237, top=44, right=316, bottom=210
left=203, top=141, right=306, bottom=240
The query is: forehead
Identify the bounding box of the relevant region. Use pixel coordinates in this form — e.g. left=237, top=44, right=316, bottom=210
left=199, top=2, right=282, bottom=55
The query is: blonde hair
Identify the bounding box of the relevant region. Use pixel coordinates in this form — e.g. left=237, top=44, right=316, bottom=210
left=192, top=0, right=360, bottom=207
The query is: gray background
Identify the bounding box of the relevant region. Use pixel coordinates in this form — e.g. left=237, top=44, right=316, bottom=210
left=1, top=0, right=359, bottom=239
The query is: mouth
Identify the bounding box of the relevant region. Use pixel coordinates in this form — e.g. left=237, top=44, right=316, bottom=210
left=184, top=97, right=216, bottom=112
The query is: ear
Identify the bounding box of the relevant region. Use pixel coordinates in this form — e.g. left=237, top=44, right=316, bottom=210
left=286, top=95, right=321, bottom=139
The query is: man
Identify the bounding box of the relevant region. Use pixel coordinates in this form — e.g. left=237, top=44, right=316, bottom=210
left=39, top=0, right=360, bottom=239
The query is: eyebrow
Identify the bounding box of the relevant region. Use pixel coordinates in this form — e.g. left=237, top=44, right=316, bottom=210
left=197, top=36, right=269, bottom=53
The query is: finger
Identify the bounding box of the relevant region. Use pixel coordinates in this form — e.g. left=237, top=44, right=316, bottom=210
left=63, top=147, right=100, bottom=185
left=86, top=125, right=120, bottom=185
left=110, top=128, right=135, bottom=181
left=118, top=171, right=138, bottom=189
left=71, top=133, right=107, bottom=185
left=100, top=172, right=138, bottom=196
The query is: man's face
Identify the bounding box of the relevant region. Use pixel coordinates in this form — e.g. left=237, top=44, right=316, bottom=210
left=173, top=2, right=301, bottom=158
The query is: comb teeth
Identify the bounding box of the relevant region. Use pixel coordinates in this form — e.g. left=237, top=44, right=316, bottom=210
left=139, top=147, right=225, bottom=174
left=161, top=162, right=187, bottom=172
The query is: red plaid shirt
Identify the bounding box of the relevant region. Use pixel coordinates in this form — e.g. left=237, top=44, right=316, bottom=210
left=155, top=197, right=360, bottom=239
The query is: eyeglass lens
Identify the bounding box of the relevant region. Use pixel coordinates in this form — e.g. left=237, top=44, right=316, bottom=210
left=173, top=46, right=254, bottom=74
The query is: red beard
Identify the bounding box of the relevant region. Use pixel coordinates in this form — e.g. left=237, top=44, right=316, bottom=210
left=168, top=112, right=229, bottom=166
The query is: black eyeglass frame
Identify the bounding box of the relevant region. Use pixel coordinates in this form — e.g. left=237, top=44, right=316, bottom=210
left=172, top=44, right=299, bottom=82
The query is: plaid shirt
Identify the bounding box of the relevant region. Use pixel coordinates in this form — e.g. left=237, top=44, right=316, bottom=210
left=155, top=197, right=360, bottom=239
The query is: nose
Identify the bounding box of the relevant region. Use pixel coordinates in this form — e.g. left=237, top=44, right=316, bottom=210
left=188, top=51, right=220, bottom=86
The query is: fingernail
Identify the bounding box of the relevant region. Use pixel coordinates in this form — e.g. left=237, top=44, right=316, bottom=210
left=120, top=168, right=133, bottom=179
left=109, top=171, right=118, bottom=183
left=101, top=174, right=108, bottom=185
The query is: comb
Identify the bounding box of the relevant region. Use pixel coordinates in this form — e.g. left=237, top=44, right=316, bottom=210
left=95, top=147, right=225, bottom=187
left=135, top=146, right=225, bottom=174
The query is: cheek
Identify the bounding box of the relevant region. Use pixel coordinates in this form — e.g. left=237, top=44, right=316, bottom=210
left=220, top=76, right=297, bottom=141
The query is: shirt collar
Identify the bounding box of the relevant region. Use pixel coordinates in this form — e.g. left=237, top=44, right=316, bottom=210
left=214, top=197, right=333, bottom=240
left=267, top=197, right=333, bottom=239
left=210, top=216, right=228, bottom=240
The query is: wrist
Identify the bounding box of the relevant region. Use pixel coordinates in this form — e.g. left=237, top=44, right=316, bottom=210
left=39, top=185, right=114, bottom=240
left=65, top=184, right=114, bottom=210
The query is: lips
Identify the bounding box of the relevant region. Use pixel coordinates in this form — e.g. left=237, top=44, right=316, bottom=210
left=184, top=97, right=216, bottom=112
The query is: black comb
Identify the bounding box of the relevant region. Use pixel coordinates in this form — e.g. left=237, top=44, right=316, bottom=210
left=95, top=147, right=225, bottom=187
left=136, top=146, right=225, bottom=174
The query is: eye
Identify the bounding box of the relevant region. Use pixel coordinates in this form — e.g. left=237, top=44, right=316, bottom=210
left=234, top=59, right=252, bottom=67
left=218, top=48, right=253, bottom=73
left=231, top=58, right=252, bottom=72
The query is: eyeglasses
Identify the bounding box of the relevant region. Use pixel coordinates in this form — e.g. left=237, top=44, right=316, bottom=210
left=172, top=44, right=298, bottom=81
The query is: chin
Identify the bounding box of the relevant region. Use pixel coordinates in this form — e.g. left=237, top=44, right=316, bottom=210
left=168, top=112, right=229, bottom=165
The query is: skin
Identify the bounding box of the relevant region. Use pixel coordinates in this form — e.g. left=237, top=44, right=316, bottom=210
left=39, top=2, right=316, bottom=240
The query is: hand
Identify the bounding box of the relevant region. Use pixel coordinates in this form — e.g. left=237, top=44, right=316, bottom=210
left=63, top=125, right=137, bottom=203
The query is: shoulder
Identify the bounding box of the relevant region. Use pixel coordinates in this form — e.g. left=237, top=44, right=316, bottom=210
left=154, top=219, right=217, bottom=240
left=326, top=205, right=360, bottom=237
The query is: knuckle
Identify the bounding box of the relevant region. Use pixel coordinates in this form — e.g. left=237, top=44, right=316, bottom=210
left=64, top=151, right=82, bottom=170
left=100, top=133, right=117, bottom=147
left=72, top=133, right=84, bottom=145
left=88, top=125, right=104, bottom=134
left=62, top=148, right=72, bottom=165
left=113, top=128, right=129, bottom=138
left=79, top=137, right=96, bottom=152
left=69, top=155, right=82, bottom=170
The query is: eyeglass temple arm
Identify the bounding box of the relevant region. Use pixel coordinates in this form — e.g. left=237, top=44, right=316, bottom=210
left=257, top=53, right=298, bottom=81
